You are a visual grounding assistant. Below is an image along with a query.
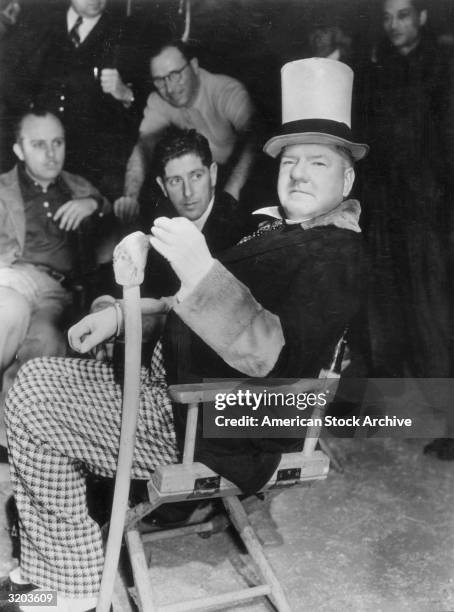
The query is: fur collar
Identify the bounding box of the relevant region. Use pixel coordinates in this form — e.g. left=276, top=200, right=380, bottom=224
left=253, top=199, right=361, bottom=233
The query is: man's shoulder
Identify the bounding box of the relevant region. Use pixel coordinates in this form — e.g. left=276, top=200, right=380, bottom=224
left=0, top=166, right=20, bottom=191
left=144, top=90, right=177, bottom=117
left=222, top=220, right=362, bottom=264
left=0, top=167, right=22, bottom=213
left=204, top=192, right=249, bottom=251
left=91, top=11, right=123, bottom=40
left=16, top=7, right=65, bottom=42
left=200, top=68, right=248, bottom=95
left=60, top=170, right=96, bottom=195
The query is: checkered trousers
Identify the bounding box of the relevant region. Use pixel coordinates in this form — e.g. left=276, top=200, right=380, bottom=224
left=4, top=349, right=178, bottom=598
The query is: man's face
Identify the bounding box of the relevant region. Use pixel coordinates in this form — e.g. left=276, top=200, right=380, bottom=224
left=383, top=0, right=426, bottom=55
left=277, top=143, right=354, bottom=221
left=309, top=27, right=337, bottom=57
left=71, top=0, right=106, bottom=18
left=151, top=46, right=199, bottom=108
left=157, top=153, right=217, bottom=222
left=13, top=114, right=65, bottom=187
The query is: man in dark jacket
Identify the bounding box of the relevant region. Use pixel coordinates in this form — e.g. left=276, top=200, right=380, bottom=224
left=141, top=126, right=249, bottom=298
left=361, top=0, right=454, bottom=458
left=1, top=0, right=141, bottom=202
left=2, top=58, right=367, bottom=611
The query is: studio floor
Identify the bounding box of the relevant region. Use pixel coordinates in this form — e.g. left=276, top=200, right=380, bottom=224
left=0, top=436, right=453, bottom=612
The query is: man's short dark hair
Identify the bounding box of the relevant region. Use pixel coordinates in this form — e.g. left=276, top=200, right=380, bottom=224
left=154, top=127, right=213, bottom=177
left=14, top=107, right=63, bottom=142
left=382, top=0, right=427, bottom=12
left=411, top=0, right=427, bottom=12
left=149, top=38, right=196, bottom=65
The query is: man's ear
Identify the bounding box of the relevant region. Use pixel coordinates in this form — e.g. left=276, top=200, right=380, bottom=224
left=209, top=162, right=218, bottom=188
left=156, top=176, right=167, bottom=197
left=190, top=57, right=199, bottom=74
left=419, top=9, right=427, bottom=27
left=343, top=166, right=355, bottom=198
left=13, top=142, right=24, bottom=161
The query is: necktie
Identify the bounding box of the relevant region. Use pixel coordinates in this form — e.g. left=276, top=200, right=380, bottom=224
left=69, top=15, right=83, bottom=48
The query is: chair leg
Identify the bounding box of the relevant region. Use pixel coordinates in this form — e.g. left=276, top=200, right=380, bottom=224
left=223, top=496, right=293, bottom=612
left=112, top=569, right=134, bottom=612
left=319, top=436, right=344, bottom=473
left=125, top=527, right=158, bottom=612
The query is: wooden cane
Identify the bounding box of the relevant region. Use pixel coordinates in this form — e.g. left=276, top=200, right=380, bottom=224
left=97, top=232, right=150, bottom=612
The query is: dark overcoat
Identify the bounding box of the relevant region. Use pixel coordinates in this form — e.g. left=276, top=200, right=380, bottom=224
left=163, top=200, right=364, bottom=492
left=361, top=33, right=452, bottom=377
left=142, top=191, right=251, bottom=298
left=1, top=9, right=142, bottom=200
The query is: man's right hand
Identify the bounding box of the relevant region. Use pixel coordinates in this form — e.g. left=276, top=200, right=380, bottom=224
left=68, top=307, right=117, bottom=354
left=113, top=195, right=139, bottom=222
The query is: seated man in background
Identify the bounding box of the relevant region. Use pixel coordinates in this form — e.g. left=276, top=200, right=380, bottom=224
left=91, top=126, right=249, bottom=365
left=2, top=58, right=367, bottom=611
left=142, top=125, right=250, bottom=297
left=0, top=108, right=110, bottom=402
left=114, top=38, right=257, bottom=223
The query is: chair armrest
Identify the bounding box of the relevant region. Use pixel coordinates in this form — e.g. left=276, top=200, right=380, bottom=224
left=168, top=382, right=246, bottom=404
left=168, top=378, right=338, bottom=405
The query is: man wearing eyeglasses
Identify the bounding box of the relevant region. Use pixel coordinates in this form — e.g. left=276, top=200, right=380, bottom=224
left=114, top=39, right=257, bottom=223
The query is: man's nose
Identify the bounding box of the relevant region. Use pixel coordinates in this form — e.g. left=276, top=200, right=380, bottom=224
left=182, top=178, right=194, bottom=198
left=164, top=77, right=177, bottom=94
left=45, top=145, right=57, bottom=160
left=290, top=160, right=309, bottom=182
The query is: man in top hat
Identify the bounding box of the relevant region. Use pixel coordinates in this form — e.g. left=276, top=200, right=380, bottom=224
left=2, top=58, right=367, bottom=611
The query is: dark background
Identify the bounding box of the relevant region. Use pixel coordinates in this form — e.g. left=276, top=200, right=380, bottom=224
left=10, top=0, right=454, bottom=127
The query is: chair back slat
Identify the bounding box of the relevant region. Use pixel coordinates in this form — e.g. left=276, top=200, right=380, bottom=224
left=302, top=331, right=347, bottom=455
left=182, top=402, right=199, bottom=464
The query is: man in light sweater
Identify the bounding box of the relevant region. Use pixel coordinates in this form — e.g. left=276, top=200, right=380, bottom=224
left=114, top=39, right=257, bottom=223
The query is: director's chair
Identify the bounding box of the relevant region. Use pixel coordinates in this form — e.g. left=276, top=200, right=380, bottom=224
left=114, top=337, right=345, bottom=612
left=96, top=231, right=346, bottom=612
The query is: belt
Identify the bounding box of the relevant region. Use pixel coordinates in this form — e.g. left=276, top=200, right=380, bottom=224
left=34, top=264, right=67, bottom=284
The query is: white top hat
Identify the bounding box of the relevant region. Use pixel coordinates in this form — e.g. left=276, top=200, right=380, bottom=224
left=264, top=58, right=368, bottom=160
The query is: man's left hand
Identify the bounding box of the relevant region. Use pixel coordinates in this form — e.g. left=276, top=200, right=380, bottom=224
left=150, top=217, right=214, bottom=299
left=54, top=198, right=97, bottom=230
left=100, top=68, right=133, bottom=104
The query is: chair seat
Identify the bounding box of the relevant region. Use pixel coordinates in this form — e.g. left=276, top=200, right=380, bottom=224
left=148, top=450, right=329, bottom=504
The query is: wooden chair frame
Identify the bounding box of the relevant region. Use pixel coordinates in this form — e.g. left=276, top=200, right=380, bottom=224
left=118, top=337, right=345, bottom=612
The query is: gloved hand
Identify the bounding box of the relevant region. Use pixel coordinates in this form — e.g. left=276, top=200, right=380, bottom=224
left=149, top=217, right=214, bottom=299
left=68, top=307, right=118, bottom=354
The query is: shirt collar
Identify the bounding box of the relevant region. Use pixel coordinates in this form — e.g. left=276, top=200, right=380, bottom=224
left=18, top=162, right=57, bottom=193
left=327, top=48, right=341, bottom=61
left=193, top=196, right=215, bottom=231
left=67, top=6, right=102, bottom=42
left=252, top=199, right=362, bottom=233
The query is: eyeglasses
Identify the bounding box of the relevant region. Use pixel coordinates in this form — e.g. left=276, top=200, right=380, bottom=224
left=152, top=63, right=190, bottom=89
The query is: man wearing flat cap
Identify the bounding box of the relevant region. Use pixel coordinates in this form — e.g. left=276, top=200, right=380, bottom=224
left=2, top=59, right=367, bottom=611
